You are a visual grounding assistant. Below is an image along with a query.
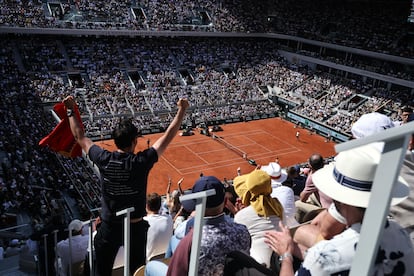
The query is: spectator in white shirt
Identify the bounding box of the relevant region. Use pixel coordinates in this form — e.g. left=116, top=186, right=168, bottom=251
left=56, top=219, right=89, bottom=276
left=144, top=193, right=173, bottom=262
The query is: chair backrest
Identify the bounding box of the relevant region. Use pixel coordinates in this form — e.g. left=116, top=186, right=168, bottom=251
left=224, top=251, right=274, bottom=276
left=70, top=260, right=85, bottom=276
left=148, top=253, right=165, bottom=261
left=133, top=265, right=146, bottom=276
left=159, top=258, right=171, bottom=265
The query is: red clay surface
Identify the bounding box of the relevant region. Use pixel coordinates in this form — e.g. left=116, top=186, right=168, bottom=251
left=96, top=118, right=337, bottom=195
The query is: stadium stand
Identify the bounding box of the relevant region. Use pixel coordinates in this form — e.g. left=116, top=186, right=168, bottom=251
left=0, top=0, right=413, bottom=274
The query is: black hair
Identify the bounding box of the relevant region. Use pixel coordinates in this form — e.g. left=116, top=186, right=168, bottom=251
left=225, top=185, right=238, bottom=205
left=402, top=106, right=413, bottom=114
left=408, top=113, right=414, bottom=123
left=287, top=166, right=299, bottom=177
left=112, top=118, right=139, bottom=149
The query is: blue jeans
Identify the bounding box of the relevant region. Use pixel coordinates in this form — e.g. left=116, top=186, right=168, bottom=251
left=145, top=260, right=168, bottom=276
left=165, top=235, right=181, bottom=258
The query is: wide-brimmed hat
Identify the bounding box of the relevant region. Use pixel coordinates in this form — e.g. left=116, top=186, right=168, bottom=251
left=180, top=176, right=225, bottom=212
left=313, top=145, right=409, bottom=208
left=260, top=162, right=287, bottom=186
left=351, top=112, right=394, bottom=139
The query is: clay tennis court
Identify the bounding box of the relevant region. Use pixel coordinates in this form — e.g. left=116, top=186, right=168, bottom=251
left=96, top=118, right=337, bottom=195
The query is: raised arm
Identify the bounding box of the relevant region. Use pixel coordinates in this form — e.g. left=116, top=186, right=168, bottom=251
left=63, top=96, right=94, bottom=154
left=152, top=98, right=189, bottom=157
left=177, top=177, right=184, bottom=194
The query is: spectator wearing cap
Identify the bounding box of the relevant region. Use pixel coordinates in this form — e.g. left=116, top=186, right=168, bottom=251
left=4, top=239, right=20, bottom=258
left=350, top=112, right=395, bottom=140
left=55, top=219, right=89, bottom=276
left=144, top=193, right=173, bottom=262
left=145, top=175, right=251, bottom=276
left=265, top=145, right=414, bottom=275
left=260, top=162, right=298, bottom=227
left=233, top=169, right=284, bottom=268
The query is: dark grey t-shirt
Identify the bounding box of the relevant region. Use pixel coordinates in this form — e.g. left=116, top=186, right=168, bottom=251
left=88, top=144, right=158, bottom=222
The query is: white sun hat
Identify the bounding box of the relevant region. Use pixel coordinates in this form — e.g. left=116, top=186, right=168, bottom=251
left=260, top=162, right=287, bottom=186
left=312, top=144, right=408, bottom=208
left=351, top=112, right=395, bottom=139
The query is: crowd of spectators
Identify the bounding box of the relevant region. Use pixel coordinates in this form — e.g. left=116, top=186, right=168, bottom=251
left=1, top=33, right=412, bottom=213
left=0, top=1, right=413, bottom=273
left=2, top=34, right=413, bottom=141
left=297, top=49, right=414, bottom=81
left=0, top=38, right=99, bottom=273
left=0, top=28, right=413, bottom=275
left=1, top=0, right=413, bottom=58
left=267, top=0, right=413, bottom=58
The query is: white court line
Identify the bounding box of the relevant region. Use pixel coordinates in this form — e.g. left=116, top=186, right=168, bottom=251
left=250, top=148, right=302, bottom=160
left=243, top=130, right=301, bottom=152
left=160, top=155, right=183, bottom=175
left=179, top=158, right=245, bottom=174
left=163, top=130, right=304, bottom=176
left=185, top=144, right=210, bottom=164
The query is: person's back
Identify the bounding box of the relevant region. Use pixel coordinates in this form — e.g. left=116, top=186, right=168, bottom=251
left=178, top=213, right=250, bottom=275
left=260, top=162, right=298, bottom=227
left=63, top=96, right=189, bottom=275
left=271, top=185, right=297, bottom=226
left=144, top=193, right=173, bottom=261
left=4, top=239, right=20, bottom=258
left=166, top=176, right=251, bottom=276
left=56, top=220, right=89, bottom=276
left=296, top=154, right=330, bottom=223
left=233, top=170, right=284, bottom=268
left=283, top=166, right=306, bottom=196
left=299, top=154, right=329, bottom=208
left=235, top=205, right=280, bottom=267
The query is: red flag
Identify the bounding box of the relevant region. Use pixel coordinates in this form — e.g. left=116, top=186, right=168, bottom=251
left=39, top=102, right=84, bottom=158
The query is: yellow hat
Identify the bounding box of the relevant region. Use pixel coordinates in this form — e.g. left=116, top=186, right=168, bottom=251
left=234, top=170, right=283, bottom=218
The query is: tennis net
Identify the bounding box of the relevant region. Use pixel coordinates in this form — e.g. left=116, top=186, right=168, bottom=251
left=212, top=134, right=247, bottom=160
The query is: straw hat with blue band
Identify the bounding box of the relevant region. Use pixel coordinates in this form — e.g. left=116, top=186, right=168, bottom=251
left=312, top=144, right=409, bottom=208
